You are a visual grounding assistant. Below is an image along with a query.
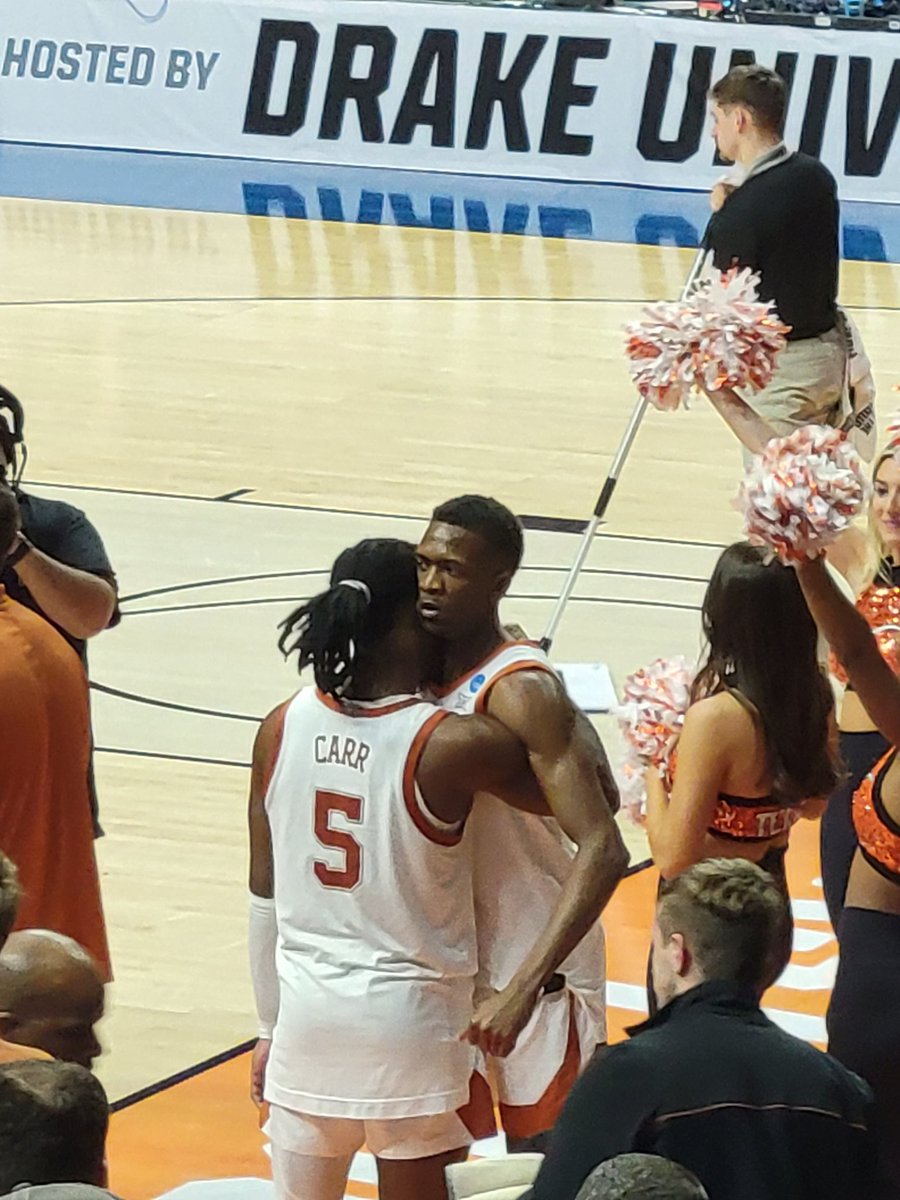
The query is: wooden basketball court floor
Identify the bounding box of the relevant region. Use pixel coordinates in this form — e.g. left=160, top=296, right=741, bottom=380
left=1, top=191, right=898, bottom=1195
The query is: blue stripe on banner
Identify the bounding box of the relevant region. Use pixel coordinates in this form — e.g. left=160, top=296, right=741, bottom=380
left=1, top=140, right=899, bottom=262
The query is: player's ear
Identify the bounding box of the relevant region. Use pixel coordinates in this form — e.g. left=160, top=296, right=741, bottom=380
left=492, top=568, right=514, bottom=602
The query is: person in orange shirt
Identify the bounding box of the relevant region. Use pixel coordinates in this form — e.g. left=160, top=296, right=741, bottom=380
left=0, top=486, right=109, bottom=980
left=0, top=852, right=49, bottom=1066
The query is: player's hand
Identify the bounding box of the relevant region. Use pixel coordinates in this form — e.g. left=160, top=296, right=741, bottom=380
left=710, top=181, right=735, bottom=212
left=251, top=1037, right=272, bottom=1107
left=462, top=985, right=539, bottom=1058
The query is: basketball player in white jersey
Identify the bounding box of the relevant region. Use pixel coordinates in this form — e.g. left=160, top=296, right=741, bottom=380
left=249, top=537, right=553, bottom=1200
left=416, top=495, right=627, bottom=1151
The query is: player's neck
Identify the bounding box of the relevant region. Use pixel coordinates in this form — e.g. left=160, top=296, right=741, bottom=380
left=342, top=666, right=419, bottom=702
left=439, top=619, right=509, bottom=684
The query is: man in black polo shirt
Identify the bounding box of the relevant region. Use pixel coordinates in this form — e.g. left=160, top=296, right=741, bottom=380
left=704, top=66, right=852, bottom=442
left=528, top=859, right=877, bottom=1200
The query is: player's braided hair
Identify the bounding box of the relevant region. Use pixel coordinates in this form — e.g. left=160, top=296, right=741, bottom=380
left=278, top=538, right=418, bottom=699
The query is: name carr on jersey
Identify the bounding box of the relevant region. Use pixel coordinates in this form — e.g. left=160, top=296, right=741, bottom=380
left=314, top=733, right=372, bottom=773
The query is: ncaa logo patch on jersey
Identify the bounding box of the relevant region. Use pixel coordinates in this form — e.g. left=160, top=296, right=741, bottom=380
left=469, top=673, right=486, bottom=696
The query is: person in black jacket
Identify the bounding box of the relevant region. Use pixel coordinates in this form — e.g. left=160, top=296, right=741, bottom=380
left=528, top=858, right=878, bottom=1200
left=704, top=66, right=851, bottom=444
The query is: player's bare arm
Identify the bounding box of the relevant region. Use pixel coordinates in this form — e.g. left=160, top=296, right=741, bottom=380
left=467, top=670, right=628, bottom=1057
left=248, top=707, right=282, bottom=1106
left=249, top=709, right=280, bottom=899
left=417, top=713, right=547, bottom=828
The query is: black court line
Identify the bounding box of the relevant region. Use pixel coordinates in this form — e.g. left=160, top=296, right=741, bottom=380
left=0, top=295, right=656, bottom=310
left=27, top=480, right=727, bottom=552
left=122, top=568, right=328, bottom=604
left=123, top=592, right=701, bottom=618
left=2, top=294, right=899, bottom=314
left=123, top=596, right=306, bottom=616
left=523, top=515, right=589, bottom=534
left=90, top=681, right=258, bottom=723
left=625, top=857, right=653, bottom=877
left=214, top=487, right=255, bottom=502
left=120, top=564, right=709, bottom=608
left=110, top=1039, right=256, bottom=1114
left=96, top=745, right=248, bottom=770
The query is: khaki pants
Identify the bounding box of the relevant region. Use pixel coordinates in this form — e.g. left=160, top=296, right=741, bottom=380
left=741, top=325, right=848, bottom=464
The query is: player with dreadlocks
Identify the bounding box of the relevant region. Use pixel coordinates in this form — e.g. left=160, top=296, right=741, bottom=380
left=248, top=537, right=549, bottom=1200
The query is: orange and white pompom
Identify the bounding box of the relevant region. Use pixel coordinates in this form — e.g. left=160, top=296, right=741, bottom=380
left=738, top=425, right=869, bottom=563
left=624, top=267, right=790, bottom=411
left=614, top=656, right=694, bottom=822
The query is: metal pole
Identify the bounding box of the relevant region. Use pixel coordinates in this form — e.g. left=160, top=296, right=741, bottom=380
left=539, top=247, right=708, bottom=653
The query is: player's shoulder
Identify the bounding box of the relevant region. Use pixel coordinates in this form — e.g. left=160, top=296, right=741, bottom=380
left=484, top=662, right=569, bottom=735
left=256, top=695, right=296, bottom=748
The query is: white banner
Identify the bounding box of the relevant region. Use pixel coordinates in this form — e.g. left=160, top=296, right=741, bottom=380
left=0, top=0, right=897, bottom=202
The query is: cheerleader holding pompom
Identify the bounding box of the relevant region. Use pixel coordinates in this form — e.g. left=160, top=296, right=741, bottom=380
left=708, top=387, right=900, bottom=934
left=641, top=543, right=838, bottom=885
left=619, top=541, right=838, bottom=1013
left=746, top=445, right=900, bottom=1196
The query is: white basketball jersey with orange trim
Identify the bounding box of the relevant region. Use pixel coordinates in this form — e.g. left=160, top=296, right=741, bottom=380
left=432, top=642, right=606, bottom=1012
left=263, top=687, right=478, bottom=1120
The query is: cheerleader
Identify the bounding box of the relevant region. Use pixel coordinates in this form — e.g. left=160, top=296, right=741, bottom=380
left=793, top=555, right=900, bottom=1198
left=707, top=390, right=900, bottom=931
left=644, top=541, right=839, bottom=992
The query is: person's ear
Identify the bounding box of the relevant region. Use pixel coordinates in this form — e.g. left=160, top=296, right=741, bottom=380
left=492, top=569, right=514, bottom=603
left=670, top=932, right=692, bottom=978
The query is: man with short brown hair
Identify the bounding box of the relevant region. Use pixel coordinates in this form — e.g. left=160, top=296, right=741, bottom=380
left=528, top=859, right=877, bottom=1200
left=705, top=65, right=850, bottom=443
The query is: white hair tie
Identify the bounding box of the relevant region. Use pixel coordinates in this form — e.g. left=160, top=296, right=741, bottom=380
left=336, top=579, right=372, bottom=604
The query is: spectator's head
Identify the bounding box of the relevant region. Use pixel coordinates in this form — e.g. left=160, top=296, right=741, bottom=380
left=0, top=484, right=20, bottom=563
left=709, top=65, right=787, bottom=162
left=575, top=1155, right=708, bottom=1200
left=416, top=495, right=524, bottom=641
left=0, top=1059, right=108, bottom=1193
left=0, top=933, right=104, bottom=1069
left=651, top=858, right=788, bottom=1008
left=0, top=854, right=19, bottom=949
